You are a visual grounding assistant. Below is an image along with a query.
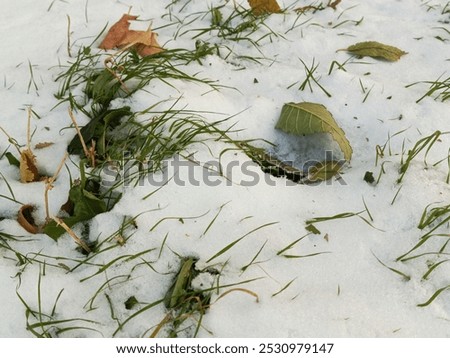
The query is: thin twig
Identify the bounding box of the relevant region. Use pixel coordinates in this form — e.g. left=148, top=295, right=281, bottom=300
left=51, top=216, right=91, bottom=253
left=104, top=57, right=131, bottom=94
left=44, top=152, right=68, bottom=222
left=68, top=108, right=95, bottom=166
left=149, top=313, right=172, bottom=338
left=26, top=107, right=32, bottom=149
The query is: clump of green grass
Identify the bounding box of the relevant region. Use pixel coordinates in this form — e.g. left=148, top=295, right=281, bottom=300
left=54, top=46, right=220, bottom=116
left=406, top=74, right=450, bottom=103
left=176, top=4, right=281, bottom=44
left=157, top=256, right=261, bottom=338
left=161, top=257, right=211, bottom=337
left=48, top=37, right=235, bottom=241
left=111, top=255, right=260, bottom=338
left=398, top=130, right=444, bottom=183
left=166, top=2, right=282, bottom=64
left=395, top=200, right=450, bottom=307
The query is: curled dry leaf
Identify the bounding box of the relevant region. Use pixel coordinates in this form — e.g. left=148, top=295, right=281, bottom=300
left=275, top=102, right=353, bottom=162
left=248, top=0, right=281, bottom=15
left=18, top=205, right=40, bottom=234
left=20, top=148, right=40, bottom=183
left=99, top=14, right=163, bottom=57
left=99, top=14, right=137, bottom=49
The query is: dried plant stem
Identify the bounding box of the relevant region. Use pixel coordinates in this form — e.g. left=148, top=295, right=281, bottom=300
left=51, top=216, right=91, bottom=253
left=328, top=0, right=342, bottom=9
left=104, top=57, right=131, bottom=94
left=26, top=107, right=32, bottom=149
left=68, top=108, right=96, bottom=167
left=294, top=5, right=320, bottom=13
left=149, top=313, right=172, bottom=338
left=0, top=126, right=21, bottom=154
left=214, top=288, right=259, bottom=303
left=44, top=152, right=68, bottom=222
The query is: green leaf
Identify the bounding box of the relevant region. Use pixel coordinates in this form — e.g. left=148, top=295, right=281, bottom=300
left=43, top=181, right=107, bottom=240
left=275, top=102, right=353, bottom=161
left=308, top=161, right=344, bottom=181
left=5, top=152, right=20, bottom=167
left=124, top=296, right=139, bottom=310
left=305, top=224, right=321, bottom=235
left=164, top=258, right=196, bottom=309
left=363, top=171, right=375, bottom=184
left=343, top=41, right=407, bottom=62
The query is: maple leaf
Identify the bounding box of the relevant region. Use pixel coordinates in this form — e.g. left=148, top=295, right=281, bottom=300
left=99, top=14, right=163, bottom=57
left=248, top=0, right=281, bottom=15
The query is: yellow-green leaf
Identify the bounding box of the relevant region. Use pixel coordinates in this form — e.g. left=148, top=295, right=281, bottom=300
left=308, top=160, right=344, bottom=181
left=275, top=102, right=353, bottom=162
left=343, top=41, right=407, bottom=62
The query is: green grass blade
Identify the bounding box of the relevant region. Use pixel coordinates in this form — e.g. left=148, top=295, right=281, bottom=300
left=417, top=285, right=450, bottom=307
left=206, top=222, right=278, bottom=263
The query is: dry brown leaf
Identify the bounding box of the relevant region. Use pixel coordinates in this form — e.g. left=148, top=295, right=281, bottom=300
left=20, top=148, right=40, bottom=183
left=18, top=205, right=39, bottom=234
left=34, top=142, right=54, bottom=149
left=99, top=14, right=163, bottom=57
left=248, top=0, right=281, bottom=15
left=99, top=14, right=137, bottom=49
left=124, top=30, right=163, bottom=57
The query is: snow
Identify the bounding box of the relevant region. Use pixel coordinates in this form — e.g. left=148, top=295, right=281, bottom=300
left=0, top=0, right=449, bottom=338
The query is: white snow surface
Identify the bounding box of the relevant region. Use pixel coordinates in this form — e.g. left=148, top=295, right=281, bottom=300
left=0, top=0, right=449, bottom=337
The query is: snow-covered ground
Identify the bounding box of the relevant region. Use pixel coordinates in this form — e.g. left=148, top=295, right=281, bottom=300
left=0, top=0, right=449, bottom=337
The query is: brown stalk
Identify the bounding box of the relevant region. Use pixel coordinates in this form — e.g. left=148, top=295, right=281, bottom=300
left=328, top=0, right=342, bottom=9
left=44, top=152, right=68, bottom=223
left=51, top=216, right=91, bottom=253
left=68, top=108, right=96, bottom=167
left=104, top=57, right=131, bottom=94
left=214, top=288, right=259, bottom=303
left=149, top=313, right=172, bottom=338
left=26, top=107, right=32, bottom=149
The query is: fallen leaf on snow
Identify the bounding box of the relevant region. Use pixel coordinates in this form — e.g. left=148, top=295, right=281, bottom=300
left=18, top=205, right=39, bottom=234
left=341, top=41, right=407, bottom=62
left=20, top=148, right=40, bottom=183
left=99, top=14, right=163, bottom=57
left=275, top=102, right=353, bottom=162
left=248, top=0, right=281, bottom=15
left=34, top=142, right=54, bottom=149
